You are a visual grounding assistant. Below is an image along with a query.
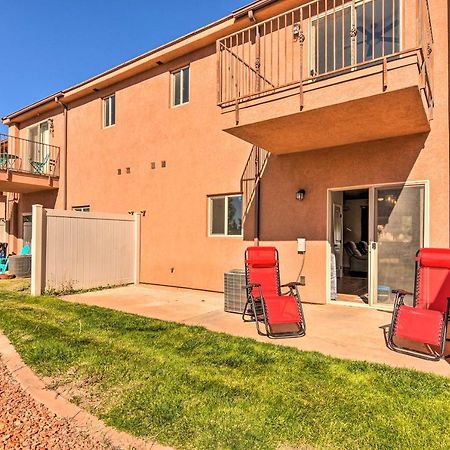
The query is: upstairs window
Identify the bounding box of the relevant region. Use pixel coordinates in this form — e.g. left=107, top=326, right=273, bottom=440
left=103, top=94, right=116, bottom=128
left=22, top=214, right=32, bottom=245
left=172, top=66, right=190, bottom=107
left=209, top=194, right=243, bottom=237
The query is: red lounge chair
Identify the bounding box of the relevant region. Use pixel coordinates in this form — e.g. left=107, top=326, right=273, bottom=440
left=243, top=246, right=306, bottom=338
left=388, top=248, right=450, bottom=361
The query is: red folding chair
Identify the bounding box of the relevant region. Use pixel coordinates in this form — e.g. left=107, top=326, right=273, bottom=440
left=388, top=248, right=450, bottom=361
left=243, top=246, right=306, bottom=338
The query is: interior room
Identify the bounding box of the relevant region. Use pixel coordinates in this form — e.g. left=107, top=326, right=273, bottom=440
left=331, top=189, right=369, bottom=304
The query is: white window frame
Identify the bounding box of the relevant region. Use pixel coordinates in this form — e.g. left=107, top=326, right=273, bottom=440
left=27, top=120, right=50, bottom=144
left=171, top=66, right=190, bottom=107
left=72, top=205, right=91, bottom=212
left=309, top=0, right=403, bottom=76
left=208, top=194, right=243, bottom=237
left=26, top=120, right=51, bottom=173
left=103, top=94, right=116, bottom=128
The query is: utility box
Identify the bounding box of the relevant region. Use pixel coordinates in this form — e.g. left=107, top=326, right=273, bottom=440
left=224, top=269, right=247, bottom=314
left=9, top=255, right=32, bottom=278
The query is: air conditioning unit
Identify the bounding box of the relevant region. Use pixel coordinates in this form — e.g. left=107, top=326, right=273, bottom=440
left=9, top=255, right=32, bottom=278
left=224, top=269, right=247, bottom=314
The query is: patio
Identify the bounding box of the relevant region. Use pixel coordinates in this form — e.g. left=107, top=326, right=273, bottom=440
left=65, top=284, right=450, bottom=377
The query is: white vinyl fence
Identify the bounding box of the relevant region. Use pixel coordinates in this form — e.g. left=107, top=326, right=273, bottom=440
left=31, top=205, right=141, bottom=295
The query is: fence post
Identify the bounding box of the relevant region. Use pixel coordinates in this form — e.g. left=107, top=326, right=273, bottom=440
left=134, top=213, right=141, bottom=285
left=31, top=205, right=44, bottom=296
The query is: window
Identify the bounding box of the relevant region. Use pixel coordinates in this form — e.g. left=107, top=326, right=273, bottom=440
left=22, top=214, right=32, bottom=245
left=103, top=94, right=116, bottom=128
left=72, top=205, right=90, bottom=212
left=172, top=66, right=190, bottom=106
left=209, top=195, right=243, bottom=236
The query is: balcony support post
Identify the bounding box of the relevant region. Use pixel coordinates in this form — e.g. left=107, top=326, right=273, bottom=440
left=350, top=0, right=358, bottom=66
left=296, top=10, right=305, bottom=111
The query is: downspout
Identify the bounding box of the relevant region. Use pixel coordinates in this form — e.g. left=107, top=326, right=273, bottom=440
left=54, top=97, right=68, bottom=210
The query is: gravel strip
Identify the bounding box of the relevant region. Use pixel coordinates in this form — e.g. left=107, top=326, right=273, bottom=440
left=0, top=360, right=111, bottom=449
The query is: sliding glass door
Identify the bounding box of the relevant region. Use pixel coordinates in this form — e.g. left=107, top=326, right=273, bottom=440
left=26, top=121, right=49, bottom=173
left=370, top=184, right=425, bottom=306
left=311, top=0, right=401, bottom=76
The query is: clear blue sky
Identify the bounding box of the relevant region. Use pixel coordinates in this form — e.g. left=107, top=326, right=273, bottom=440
left=0, top=0, right=246, bottom=132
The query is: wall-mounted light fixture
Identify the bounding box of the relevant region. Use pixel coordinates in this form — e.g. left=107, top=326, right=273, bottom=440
left=140, top=210, right=147, bottom=217
left=296, top=189, right=306, bottom=201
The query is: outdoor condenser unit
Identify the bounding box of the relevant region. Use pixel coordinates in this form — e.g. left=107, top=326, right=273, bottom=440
left=9, top=255, right=32, bottom=278
left=224, top=269, right=247, bottom=314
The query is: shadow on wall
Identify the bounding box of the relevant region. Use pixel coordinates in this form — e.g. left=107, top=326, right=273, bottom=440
left=7, top=190, right=58, bottom=245
left=244, top=132, right=428, bottom=242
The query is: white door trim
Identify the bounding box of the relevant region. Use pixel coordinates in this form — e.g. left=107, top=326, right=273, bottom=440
left=326, top=180, right=430, bottom=309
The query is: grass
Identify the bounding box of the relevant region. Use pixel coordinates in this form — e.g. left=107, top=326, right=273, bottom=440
left=0, top=280, right=449, bottom=450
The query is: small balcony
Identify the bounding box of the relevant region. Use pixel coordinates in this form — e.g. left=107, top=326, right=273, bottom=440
left=218, top=0, right=434, bottom=154
left=0, top=134, right=60, bottom=193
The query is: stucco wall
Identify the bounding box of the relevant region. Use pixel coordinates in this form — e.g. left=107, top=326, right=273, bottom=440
left=5, top=0, right=449, bottom=304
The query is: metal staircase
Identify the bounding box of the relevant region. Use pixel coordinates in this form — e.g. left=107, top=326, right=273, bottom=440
left=240, top=146, right=270, bottom=224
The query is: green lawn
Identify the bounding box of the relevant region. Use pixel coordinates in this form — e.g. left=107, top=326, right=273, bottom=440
left=0, top=281, right=449, bottom=450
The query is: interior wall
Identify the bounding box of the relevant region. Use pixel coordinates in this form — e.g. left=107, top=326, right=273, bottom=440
left=343, top=198, right=368, bottom=268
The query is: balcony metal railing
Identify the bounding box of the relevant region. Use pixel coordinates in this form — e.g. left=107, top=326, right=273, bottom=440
left=0, top=134, right=60, bottom=178
left=217, top=0, right=434, bottom=113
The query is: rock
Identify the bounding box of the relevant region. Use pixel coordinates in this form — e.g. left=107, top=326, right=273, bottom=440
left=0, top=361, right=110, bottom=449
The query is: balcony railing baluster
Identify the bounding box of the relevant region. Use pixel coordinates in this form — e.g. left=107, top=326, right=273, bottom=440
left=218, top=0, right=434, bottom=114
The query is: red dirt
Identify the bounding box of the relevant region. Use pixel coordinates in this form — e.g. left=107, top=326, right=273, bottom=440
left=0, top=361, right=109, bottom=449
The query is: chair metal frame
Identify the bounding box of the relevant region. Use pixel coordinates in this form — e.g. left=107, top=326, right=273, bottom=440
left=387, top=250, right=450, bottom=361
left=242, top=247, right=306, bottom=339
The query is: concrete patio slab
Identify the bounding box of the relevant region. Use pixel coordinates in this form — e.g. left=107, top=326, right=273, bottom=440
left=64, top=284, right=450, bottom=377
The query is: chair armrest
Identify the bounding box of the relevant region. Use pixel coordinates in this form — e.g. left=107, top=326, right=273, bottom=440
left=242, top=283, right=261, bottom=290
left=281, top=282, right=302, bottom=288
left=392, top=289, right=413, bottom=297
left=392, top=290, right=409, bottom=312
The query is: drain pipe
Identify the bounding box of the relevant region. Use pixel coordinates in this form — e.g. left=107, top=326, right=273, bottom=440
left=55, top=96, right=68, bottom=210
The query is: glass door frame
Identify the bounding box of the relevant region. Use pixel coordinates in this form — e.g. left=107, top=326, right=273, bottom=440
left=309, top=0, right=403, bottom=77
left=327, top=180, right=429, bottom=310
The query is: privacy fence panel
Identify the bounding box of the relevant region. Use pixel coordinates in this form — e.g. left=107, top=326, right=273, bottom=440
left=31, top=206, right=140, bottom=295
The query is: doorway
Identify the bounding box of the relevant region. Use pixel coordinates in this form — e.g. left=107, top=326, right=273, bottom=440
left=329, top=183, right=426, bottom=308
left=331, top=189, right=369, bottom=304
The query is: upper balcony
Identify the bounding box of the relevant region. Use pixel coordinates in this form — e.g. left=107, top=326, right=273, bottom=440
left=218, top=0, right=434, bottom=154
left=0, top=134, right=60, bottom=193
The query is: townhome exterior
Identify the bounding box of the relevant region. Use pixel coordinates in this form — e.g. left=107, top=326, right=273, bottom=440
left=1, top=0, right=448, bottom=308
